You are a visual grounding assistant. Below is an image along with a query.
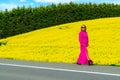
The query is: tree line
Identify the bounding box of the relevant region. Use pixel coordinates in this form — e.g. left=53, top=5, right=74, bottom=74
left=0, top=2, right=120, bottom=38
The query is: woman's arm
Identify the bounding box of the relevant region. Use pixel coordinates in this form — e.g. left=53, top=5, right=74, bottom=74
left=86, top=32, right=89, bottom=47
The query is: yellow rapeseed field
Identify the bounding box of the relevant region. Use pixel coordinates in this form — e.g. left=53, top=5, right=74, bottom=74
left=0, top=17, right=120, bottom=66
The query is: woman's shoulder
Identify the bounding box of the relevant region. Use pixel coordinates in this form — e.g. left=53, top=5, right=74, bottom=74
left=79, top=31, right=88, bottom=36
left=79, top=31, right=86, bottom=34
left=79, top=31, right=83, bottom=34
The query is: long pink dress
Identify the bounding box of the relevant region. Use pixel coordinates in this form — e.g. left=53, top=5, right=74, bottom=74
left=77, top=30, right=89, bottom=65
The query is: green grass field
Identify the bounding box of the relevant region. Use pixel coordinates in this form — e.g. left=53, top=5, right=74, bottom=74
left=0, top=17, right=120, bottom=66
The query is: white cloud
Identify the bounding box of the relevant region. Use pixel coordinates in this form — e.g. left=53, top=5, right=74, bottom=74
left=34, top=0, right=77, bottom=3
left=20, top=0, right=26, bottom=2
left=0, top=3, right=17, bottom=11
left=113, top=1, right=120, bottom=4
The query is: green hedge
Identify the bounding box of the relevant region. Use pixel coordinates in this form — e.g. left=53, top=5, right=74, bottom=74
left=0, top=2, right=120, bottom=38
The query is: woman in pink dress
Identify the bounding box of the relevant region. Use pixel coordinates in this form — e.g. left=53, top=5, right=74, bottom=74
left=77, top=25, right=90, bottom=65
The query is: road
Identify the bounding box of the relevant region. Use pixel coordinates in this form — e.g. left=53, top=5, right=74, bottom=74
left=0, top=59, right=120, bottom=80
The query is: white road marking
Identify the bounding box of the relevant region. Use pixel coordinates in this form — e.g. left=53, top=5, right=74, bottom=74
left=0, top=63, right=120, bottom=77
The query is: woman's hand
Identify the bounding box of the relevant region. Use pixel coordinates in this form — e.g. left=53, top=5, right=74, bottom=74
left=87, top=44, right=89, bottom=47
left=81, top=43, right=89, bottom=47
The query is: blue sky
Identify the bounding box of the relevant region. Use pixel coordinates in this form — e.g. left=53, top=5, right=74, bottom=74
left=0, top=0, right=120, bottom=11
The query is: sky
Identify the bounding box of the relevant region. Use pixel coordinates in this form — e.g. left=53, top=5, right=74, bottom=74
left=0, top=0, right=120, bottom=11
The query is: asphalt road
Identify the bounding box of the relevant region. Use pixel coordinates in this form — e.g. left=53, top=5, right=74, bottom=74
left=0, top=59, right=120, bottom=80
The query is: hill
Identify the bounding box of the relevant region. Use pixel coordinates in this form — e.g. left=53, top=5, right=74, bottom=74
left=1, top=3, right=120, bottom=38
left=0, top=17, right=120, bottom=65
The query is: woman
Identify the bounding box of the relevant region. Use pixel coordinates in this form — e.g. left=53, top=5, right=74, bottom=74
left=77, top=25, right=91, bottom=65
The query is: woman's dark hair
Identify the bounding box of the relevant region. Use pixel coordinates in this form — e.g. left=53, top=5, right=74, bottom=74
left=81, top=24, right=87, bottom=31
left=81, top=25, right=86, bottom=28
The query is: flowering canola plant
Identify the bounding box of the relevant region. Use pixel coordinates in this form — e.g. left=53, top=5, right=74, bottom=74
left=0, top=17, right=120, bottom=66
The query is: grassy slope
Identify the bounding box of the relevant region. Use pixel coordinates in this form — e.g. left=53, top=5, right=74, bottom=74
left=0, top=17, right=120, bottom=65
